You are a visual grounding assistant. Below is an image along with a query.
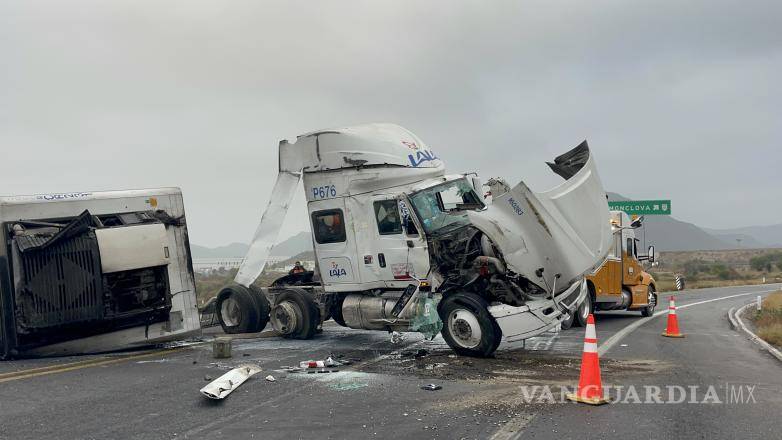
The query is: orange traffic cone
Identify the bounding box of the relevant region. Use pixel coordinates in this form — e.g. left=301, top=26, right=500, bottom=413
left=662, top=296, right=685, bottom=338
left=567, top=314, right=609, bottom=405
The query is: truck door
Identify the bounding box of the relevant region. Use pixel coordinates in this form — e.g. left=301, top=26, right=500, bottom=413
left=357, top=196, right=429, bottom=289
left=606, top=232, right=623, bottom=294
left=309, top=198, right=359, bottom=289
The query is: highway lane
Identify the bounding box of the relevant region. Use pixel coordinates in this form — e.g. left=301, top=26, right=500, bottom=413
left=0, top=284, right=777, bottom=439
left=516, top=284, right=782, bottom=439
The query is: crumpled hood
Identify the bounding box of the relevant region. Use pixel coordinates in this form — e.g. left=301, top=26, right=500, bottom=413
left=467, top=141, right=612, bottom=293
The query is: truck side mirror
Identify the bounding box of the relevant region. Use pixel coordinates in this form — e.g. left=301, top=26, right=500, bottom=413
left=630, top=215, right=644, bottom=228
left=647, top=245, right=655, bottom=263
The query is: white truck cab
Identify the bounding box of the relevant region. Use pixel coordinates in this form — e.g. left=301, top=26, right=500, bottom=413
left=217, top=123, right=612, bottom=357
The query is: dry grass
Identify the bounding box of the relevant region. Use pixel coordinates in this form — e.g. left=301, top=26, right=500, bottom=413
left=753, top=291, right=782, bottom=347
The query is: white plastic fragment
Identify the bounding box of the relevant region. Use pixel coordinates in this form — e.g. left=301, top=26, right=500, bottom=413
left=200, top=364, right=262, bottom=400
left=265, top=375, right=276, bottom=382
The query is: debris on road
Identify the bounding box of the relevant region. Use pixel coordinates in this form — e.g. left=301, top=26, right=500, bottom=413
left=421, top=384, right=442, bottom=391
left=213, top=337, right=232, bottom=359
left=401, top=348, right=429, bottom=359
left=200, top=364, right=262, bottom=400
left=265, top=375, right=276, bottom=382
left=390, top=331, right=406, bottom=344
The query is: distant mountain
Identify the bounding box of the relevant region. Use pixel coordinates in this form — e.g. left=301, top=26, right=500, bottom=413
left=191, top=231, right=313, bottom=259
left=269, top=231, right=313, bottom=257
left=702, top=224, right=782, bottom=248
left=190, top=242, right=250, bottom=259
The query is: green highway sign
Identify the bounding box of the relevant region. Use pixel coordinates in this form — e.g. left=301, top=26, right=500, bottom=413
left=608, top=200, right=671, bottom=215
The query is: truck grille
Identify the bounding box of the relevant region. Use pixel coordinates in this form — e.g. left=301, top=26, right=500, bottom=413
left=17, top=234, right=104, bottom=329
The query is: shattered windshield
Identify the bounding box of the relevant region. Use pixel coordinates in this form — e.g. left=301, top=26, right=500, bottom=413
left=408, top=178, right=484, bottom=235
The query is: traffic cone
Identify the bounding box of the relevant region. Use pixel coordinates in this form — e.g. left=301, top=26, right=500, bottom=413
left=567, top=314, right=609, bottom=405
left=662, top=296, right=685, bottom=338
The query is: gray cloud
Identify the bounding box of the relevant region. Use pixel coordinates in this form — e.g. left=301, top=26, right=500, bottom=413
left=1, top=0, right=780, bottom=246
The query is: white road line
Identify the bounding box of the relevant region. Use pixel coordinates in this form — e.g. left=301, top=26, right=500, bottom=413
left=730, top=303, right=782, bottom=362
left=598, top=288, right=779, bottom=356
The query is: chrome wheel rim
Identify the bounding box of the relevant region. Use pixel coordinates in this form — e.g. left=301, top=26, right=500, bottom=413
left=271, top=300, right=300, bottom=335
left=220, top=296, right=240, bottom=327
left=580, top=295, right=590, bottom=321
left=448, top=308, right=482, bottom=349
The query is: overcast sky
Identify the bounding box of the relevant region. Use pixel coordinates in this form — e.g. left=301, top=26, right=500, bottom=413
left=2, top=1, right=780, bottom=247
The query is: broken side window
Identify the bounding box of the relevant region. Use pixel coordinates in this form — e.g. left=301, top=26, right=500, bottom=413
left=312, top=209, right=346, bottom=244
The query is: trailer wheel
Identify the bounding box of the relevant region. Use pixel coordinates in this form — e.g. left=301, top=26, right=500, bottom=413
left=641, top=286, right=657, bottom=317
left=216, top=285, right=266, bottom=334
left=438, top=292, right=502, bottom=358
left=574, top=291, right=593, bottom=327
left=271, top=289, right=320, bottom=339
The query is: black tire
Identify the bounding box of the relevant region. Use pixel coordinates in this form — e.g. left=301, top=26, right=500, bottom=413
left=438, top=292, right=502, bottom=358
left=574, top=291, right=593, bottom=327
left=331, top=295, right=348, bottom=327
left=641, top=286, right=657, bottom=317
left=216, top=284, right=264, bottom=334
left=248, top=284, right=271, bottom=331
left=560, top=311, right=575, bottom=330
left=271, top=289, right=321, bottom=339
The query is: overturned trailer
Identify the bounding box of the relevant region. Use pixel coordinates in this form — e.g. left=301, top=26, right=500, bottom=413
left=216, top=123, right=612, bottom=357
left=0, top=188, right=200, bottom=358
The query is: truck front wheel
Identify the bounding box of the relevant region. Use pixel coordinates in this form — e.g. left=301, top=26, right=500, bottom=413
left=439, top=292, right=502, bottom=358
left=641, top=286, right=657, bottom=317
left=574, top=292, right=593, bottom=327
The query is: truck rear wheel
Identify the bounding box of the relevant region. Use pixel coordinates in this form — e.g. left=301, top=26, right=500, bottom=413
left=641, top=286, right=657, bottom=317
left=216, top=284, right=269, bottom=334
left=270, top=289, right=320, bottom=339
left=438, top=292, right=502, bottom=358
left=574, top=292, right=593, bottom=327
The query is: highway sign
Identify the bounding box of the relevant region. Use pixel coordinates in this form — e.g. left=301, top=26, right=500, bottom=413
left=608, top=200, right=671, bottom=215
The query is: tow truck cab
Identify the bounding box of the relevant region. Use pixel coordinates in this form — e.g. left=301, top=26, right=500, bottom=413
left=586, top=210, right=658, bottom=317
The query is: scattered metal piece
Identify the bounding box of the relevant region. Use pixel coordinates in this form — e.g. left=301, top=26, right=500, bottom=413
left=200, top=364, right=262, bottom=400
left=421, top=384, right=442, bottom=391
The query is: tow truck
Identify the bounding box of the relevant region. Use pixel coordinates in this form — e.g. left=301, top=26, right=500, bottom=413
left=214, top=123, right=612, bottom=357
left=561, top=210, right=657, bottom=328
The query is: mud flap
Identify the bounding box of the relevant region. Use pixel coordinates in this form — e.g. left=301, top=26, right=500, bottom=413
left=488, top=279, right=586, bottom=342
left=200, top=364, right=263, bottom=400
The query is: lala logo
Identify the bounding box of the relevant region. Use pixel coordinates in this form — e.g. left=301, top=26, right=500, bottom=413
left=329, top=261, right=348, bottom=278
left=408, top=150, right=439, bottom=167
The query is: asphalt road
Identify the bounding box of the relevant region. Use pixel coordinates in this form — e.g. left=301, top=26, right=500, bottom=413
left=0, top=284, right=779, bottom=440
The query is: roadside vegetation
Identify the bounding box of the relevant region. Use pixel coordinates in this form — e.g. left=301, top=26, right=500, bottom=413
left=650, top=249, right=782, bottom=291
left=751, top=291, right=782, bottom=348
left=194, top=251, right=315, bottom=306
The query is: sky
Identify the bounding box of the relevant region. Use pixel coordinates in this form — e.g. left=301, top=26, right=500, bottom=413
left=1, top=1, right=780, bottom=247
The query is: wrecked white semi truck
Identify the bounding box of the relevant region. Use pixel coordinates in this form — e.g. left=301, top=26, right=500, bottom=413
left=0, top=189, right=200, bottom=358
left=215, top=123, right=612, bottom=357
